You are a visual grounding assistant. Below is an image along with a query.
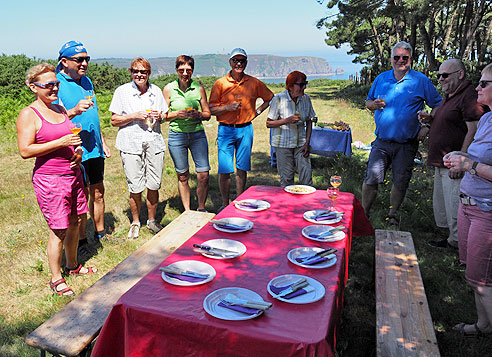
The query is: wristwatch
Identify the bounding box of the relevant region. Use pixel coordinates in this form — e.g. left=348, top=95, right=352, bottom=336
left=469, top=161, right=479, bottom=175
left=256, top=108, right=262, bottom=116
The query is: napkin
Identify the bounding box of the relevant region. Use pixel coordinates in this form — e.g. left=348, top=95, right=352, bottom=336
left=270, top=283, right=309, bottom=299
left=235, top=201, right=260, bottom=209
left=295, top=255, right=330, bottom=265
left=216, top=223, right=246, bottom=230
left=314, top=211, right=340, bottom=221
left=165, top=273, right=208, bottom=283
left=308, top=230, right=334, bottom=239
left=218, top=301, right=262, bottom=315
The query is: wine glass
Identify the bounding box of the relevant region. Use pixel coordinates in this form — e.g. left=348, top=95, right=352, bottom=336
left=330, top=175, right=342, bottom=188
left=85, top=89, right=96, bottom=110
left=327, top=187, right=339, bottom=211
left=69, top=121, right=82, bottom=135
left=377, top=94, right=386, bottom=110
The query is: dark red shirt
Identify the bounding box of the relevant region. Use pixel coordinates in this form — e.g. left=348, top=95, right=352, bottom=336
left=427, top=80, right=487, bottom=167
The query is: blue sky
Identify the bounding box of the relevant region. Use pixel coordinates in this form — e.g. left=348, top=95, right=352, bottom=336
left=3, top=0, right=362, bottom=75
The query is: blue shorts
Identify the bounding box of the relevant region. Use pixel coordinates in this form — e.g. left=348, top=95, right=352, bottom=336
left=217, top=123, right=253, bottom=174
left=168, top=130, right=210, bottom=174
left=363, top=137, right=418, bottom=191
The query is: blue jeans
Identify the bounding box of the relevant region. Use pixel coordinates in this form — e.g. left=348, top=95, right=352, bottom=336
left=217, top=124, right=253, bottom=174
left=168, top=130, right=210, bottom=173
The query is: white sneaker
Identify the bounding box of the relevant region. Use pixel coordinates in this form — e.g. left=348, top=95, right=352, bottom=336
left=128, top=222, right=140, bottom=238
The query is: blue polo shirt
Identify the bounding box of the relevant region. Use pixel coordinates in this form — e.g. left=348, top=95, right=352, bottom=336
left=367, top=69, right=441, bottom=142
left=55, top=72, right=104, bottom=161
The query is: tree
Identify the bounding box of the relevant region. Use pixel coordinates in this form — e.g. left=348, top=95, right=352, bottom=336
left=317, top=0, right=492, bottom=76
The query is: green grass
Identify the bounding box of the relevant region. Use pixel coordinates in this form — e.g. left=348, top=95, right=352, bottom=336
left=0, top=80, right=490, bottom=356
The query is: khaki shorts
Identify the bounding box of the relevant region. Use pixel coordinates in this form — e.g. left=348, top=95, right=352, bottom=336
left=120, top=142, right=164, bottom=193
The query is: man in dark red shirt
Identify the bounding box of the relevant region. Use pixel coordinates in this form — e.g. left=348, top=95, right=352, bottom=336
left=422, top=59, right=486, bottom=248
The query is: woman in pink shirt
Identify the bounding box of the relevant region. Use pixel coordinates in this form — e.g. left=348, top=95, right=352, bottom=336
left=17, top=63, right=97, bottom=296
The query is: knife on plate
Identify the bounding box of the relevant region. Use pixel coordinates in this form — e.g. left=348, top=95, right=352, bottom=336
left=233, top=200, right=260, bottom=209
left=273, top=278, right=309, bottom=298
left=300, top=248, right=337, bottom=264
left=159, top=267, right=209, bottom=279
left=193, top=244, right=238, bottom=256
left=210, top=219, right=246, bottom=229
left=311, top=225, right=345, bottom=239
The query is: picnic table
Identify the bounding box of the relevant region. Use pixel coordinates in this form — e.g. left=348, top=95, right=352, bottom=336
left=92, top=185, right=373, bottom=357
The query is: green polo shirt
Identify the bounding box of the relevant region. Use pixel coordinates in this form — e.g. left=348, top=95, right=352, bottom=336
left=168, top=80, right=204, bottom=133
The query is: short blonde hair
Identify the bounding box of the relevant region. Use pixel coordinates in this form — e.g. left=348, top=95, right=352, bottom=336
left=129, top=57, right=151, bottom=75
left=482, top=63, right=492, bottom=77
left=25, top=63, right=55, bottom=84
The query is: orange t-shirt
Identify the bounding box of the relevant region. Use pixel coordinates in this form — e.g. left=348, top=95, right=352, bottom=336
left=209, top=72, right=274, bottom=125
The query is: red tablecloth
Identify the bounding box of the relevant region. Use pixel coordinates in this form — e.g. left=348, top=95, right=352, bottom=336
left=92, top=186, right=373, bottom=357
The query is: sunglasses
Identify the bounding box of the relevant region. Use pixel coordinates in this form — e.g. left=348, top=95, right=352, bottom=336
left=33, top=80, right=60, bottom=89
left=67, top=56, right=91, bottom=63
left=479, top=80, right=492, bottom=88
left=177, top=68, right=193, bottom=74
left=131, top=69, right=149, bottom=75
left=294, top=82, right=308, bottom=87
left=438, top=70, right=460, bottom=79
left=393, top=55, right=409, bottom=62
left=231, top=58, right=247, bottom=64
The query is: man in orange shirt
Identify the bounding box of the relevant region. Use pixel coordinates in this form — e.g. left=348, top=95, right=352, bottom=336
left=209, top=48, right=274, bottom=211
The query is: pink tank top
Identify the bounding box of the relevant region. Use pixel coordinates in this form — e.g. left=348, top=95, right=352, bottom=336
left=31, top=106, right=76, bottom=176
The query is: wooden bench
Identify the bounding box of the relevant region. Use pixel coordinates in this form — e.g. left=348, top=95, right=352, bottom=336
left=375, top=229, right=440, bottom=356
left=25, top=210, right=215, bottom=357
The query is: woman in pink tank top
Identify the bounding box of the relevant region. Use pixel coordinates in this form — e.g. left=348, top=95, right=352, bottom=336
left=16, top=63, right=97, bottom=296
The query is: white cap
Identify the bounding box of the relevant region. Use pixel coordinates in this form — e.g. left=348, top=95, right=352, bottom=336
left=230, top=48, right=247, bottom=59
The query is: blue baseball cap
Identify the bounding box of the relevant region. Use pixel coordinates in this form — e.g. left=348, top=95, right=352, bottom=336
left=230, top=48, right=247, bottom=59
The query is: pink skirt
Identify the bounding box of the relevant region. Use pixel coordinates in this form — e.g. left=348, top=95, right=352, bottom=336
left=32, top=170, right=88, bottom=230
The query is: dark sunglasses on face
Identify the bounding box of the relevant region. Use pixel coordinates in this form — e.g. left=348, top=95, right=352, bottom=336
left=294, top=82, right=308, bottom=88
left=438, top=70, right=460, bottom=79
left=231, top=58, right=247, bottom=64
left=479, top=80, right=492, bottom=88
left=33, top=80, right=60, bottom=89
left=67, top=56, right=91, bottom=63
left=131, top=69, right=149, bottom=75
left=177, top=68, right=193, bottom=74
left=393, top=55, right=409, bottom=62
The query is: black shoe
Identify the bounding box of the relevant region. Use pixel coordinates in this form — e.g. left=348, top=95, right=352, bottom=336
left=428, top=239, right=458, bottom=249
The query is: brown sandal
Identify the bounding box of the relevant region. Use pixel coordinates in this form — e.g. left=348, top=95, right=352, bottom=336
left=64, top=264, right=98, bottom=276
left=49, top=278, right=75, bottom=296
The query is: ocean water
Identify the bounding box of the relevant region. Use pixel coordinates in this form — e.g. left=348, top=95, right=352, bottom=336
left=262, top=73, right=349, bottom=84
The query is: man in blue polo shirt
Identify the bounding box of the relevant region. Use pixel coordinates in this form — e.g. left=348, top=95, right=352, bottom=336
left=363, top=41, right=441, bottom=224
left=55, top=41, right=111, bottom=250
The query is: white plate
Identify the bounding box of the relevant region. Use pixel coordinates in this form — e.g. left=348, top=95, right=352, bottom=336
left=161, top=260, right=216, bottom=286
left=213, top=217, right=254, bottom=233
left=302, top=225, right=346, bottom=242
left=203, top=287, right=266, bottom=320
left=267, top=274, right=325, bottom=304
left=198, top=239, right=247, bottom=260
left=234, top=199, right=271, bottom=212
left=303, top=210, right=343, bottom=225
left=284, top=185, right=316, bottom=195
left=287, top=247, right=337, bottom=269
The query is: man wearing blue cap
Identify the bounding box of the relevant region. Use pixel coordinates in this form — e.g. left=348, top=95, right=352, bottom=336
left=55, top=41, right=111, bottom=250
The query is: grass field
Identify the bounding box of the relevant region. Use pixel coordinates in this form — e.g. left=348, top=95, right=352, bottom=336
left=0, top=81, right=490, bottom=356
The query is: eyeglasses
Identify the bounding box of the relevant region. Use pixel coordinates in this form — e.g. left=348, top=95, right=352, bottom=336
left=438, top=70, right=460, bottom=79
left=177, top=68, right=193, bottom=74
left=479, top=80, right=492, bottom=88
left=33, top=80, right=60, bottom=89
left=131, top=69, right=149, bottom=75
left=294, top=82, right=308, bottom=87
left=393, top=55, right=409, bottom=62
left=231, top=58, right=247, bottom=64
left=67, top=56, right=91, bottom=63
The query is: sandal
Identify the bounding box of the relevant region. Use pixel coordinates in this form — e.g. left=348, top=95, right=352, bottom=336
left=386, top=215, right=399, bottom=226
left=453, top=322, right=492, bottom=337
left=49, top=278, right=75, bottom=296
left=64, top=264, right=98, bottom=276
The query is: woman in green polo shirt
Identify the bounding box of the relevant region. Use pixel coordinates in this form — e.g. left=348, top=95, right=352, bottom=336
left=163, top=55, right=211, bottom=211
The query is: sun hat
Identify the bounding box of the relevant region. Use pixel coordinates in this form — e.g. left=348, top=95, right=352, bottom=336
left=230, top=48, right=247, bottom=59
